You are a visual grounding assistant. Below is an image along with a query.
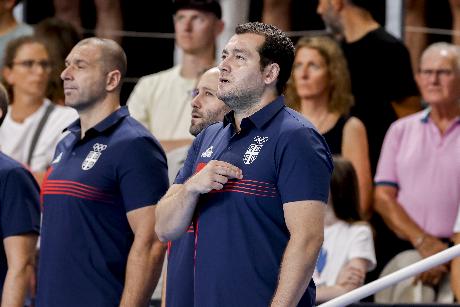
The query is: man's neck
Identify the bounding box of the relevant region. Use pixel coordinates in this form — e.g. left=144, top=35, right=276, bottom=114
left=180, top=49, right=216, bottom=79
left=430, top=102, right=460, bottom=134
left=0, top=13, right=17, bottom=36
left=233, top=91, right=278, bottom=132
left=78, top=98, right=120, bottom=138
left=342, top=9, right=380, bottom=43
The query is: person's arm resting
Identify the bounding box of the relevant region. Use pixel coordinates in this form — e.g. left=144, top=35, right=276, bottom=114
left=119, top=206, right=166, bottom=307
left=2, top=234, right=38, bottom=307
left=155, top=160, right=242, bottom=242
left=316, top=258, right=369, bottom=303
left=270, top=200, right=325, bottom=307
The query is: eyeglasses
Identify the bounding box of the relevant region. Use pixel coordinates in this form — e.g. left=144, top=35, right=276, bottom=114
left=189, top=88, right=199, bottom=98
left=419, top=69, right=454, bottom=78
left=12, top=60, right=52, bottom=71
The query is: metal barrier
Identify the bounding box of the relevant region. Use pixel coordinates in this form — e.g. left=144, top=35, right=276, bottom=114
left=318, top=244, right=460, bottom=307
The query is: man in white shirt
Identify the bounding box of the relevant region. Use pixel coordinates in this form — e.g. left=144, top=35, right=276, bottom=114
left=127, top=0, right=224, bottom=152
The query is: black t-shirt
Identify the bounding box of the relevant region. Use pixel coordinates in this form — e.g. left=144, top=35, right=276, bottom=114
left=342, top=27, right=419, bottom=172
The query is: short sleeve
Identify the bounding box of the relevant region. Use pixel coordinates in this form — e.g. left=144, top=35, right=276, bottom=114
left=1, top=167, right=40, bottom=238
left=347, top=224, right=377, bottom=271
left=174, top=132, right=204, bottom=184
left=386, top=43, right=419, bottom=101
left=454, top=209, right=460, bottom=233
left=117, top=137, right=169, bottom=212
left=374, top=122, right=401, bottom=187
left=127, top=78, right=150, bottom=128
left=276, top=127, right=333, bottom=204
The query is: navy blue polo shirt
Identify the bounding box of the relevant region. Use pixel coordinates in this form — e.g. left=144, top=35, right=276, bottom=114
left=36, top=107, right=169, bottom=307
left=0, top=152, right=40, bottom=295
left=173, top=97, right=333, bottom=307
left=166, top=226, right=195, bottom=307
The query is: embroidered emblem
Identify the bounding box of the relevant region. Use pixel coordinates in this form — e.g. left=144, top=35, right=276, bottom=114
left=51, top=152, right=63, bottom=164
left=201, top=146, right=213, bottom=158
left=81, top=143, right=107, bottom=170
left=243, top=136, right=269, bottom=165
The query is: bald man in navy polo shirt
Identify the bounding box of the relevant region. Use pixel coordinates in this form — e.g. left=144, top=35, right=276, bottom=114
left=156, top=23, right=333, bottom=307
left=36, top=38, right=169, bottom=307
left=0, top=84, right=40, bottom=307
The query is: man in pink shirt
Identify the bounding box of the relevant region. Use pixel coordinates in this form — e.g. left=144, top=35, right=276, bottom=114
left=374, top=42, right=460, bottom=290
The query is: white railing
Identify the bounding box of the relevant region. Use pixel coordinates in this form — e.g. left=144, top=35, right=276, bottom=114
left=318, top=244, right=460, bottom=307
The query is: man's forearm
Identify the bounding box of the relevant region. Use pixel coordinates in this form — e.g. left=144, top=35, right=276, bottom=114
left=271, top=237, right=322, bottom=307
left=155, top=184, right=200, bottom=242
left=374, top=188, right=424, bottom=243
left=120, top=240, right=166, bottom=307
left=2, top=265, right=34, bottom=307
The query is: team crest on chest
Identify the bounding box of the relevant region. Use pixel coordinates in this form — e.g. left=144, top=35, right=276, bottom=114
left=243, top=136, right=269, bottom=165
left=201, top=146, right=213, bottom=158
left=82, top=143, right=107, bottom=170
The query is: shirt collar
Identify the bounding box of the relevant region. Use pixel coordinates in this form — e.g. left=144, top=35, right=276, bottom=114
left=223, top=96, right=285, bottom=131
left=420, top=107, right=431, bottom=123
left=420, top=107, right=460, bottom=124
left=66, top=106, right=129, bottom=135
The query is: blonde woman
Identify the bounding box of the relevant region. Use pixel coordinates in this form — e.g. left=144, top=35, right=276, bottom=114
left=285, top=36, right=372, bottom=218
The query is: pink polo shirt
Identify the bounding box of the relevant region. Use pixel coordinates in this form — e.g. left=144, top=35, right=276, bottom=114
left=375, top=109, right=460, bottom=238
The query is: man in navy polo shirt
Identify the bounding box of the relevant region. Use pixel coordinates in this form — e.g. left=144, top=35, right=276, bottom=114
left=165, top=67, right=230, bottom=307
left=36, top=38, right=169, bottom=307
left=156, top=22, right=333, bottom=307
left=0, top=84, right=40, bottom=307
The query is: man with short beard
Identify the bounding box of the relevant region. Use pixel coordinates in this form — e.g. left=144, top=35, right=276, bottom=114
left=164, top=66, right=230, bottom=307
left=155, top=22, right=333, bottom=307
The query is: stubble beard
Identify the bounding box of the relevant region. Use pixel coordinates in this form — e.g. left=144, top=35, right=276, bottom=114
left=218, top=86, right=263, bottom=115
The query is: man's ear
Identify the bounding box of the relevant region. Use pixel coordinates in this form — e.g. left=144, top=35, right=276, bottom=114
left=263, top=63, right=280, bottom=86
left=106, top=70, right=121, bottom=92
left=214, top=19, right=225, bottom=38
left=331, top=0, right=345, bottom=12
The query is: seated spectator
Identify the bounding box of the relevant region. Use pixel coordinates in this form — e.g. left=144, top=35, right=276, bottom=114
left=285, top=35, right=372, bottom=219
left=452, top=209, right=460, bottom=301
left=34, top=17, right=81, bottom=105
left=0, top=0, right=33, bottom=69
left=0, top=82, right=41, bottom=307
left=128, top=0, right=224, bottom=152
left=374, top=42, right=460, bottom=296
left=314, top=156, right=376, bottom=303
left=0, top=36, right=77, bottom=184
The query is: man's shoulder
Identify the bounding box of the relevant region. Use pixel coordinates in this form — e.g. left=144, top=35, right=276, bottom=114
left=0, top=152, right=32, bottom=181
left=276, top=106, right=318, bottom=135
left=136, top=65, right=181, bottom=85
left=362, top=27, right=407, bottom=50
left=391, top=110, right=427, bottom=129
left=0, top=152, right=22, bottom=172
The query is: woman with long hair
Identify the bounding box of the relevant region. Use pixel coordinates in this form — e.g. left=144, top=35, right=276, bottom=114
left=285, top=35, right=372, bottom=219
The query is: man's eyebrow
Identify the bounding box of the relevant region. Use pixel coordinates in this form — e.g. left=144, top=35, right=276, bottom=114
left=233, top=48, right=249, bottom=55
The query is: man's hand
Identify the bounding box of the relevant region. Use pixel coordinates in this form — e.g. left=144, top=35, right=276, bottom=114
left=185, top=160, right=242, bottom=194
left=415, top=235, right=448, bottom=286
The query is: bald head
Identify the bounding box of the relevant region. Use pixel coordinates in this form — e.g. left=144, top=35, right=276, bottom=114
left=190, top=67, right=230, bottom=136
left=75, top=37, right=127, bottom=89
left=421, top=42, right=460, bottom=72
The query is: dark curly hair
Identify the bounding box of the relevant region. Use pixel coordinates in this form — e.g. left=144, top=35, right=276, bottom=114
left=0, top=83, right=9, bottom=126
left=235, top=22, right=295, bottom=95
